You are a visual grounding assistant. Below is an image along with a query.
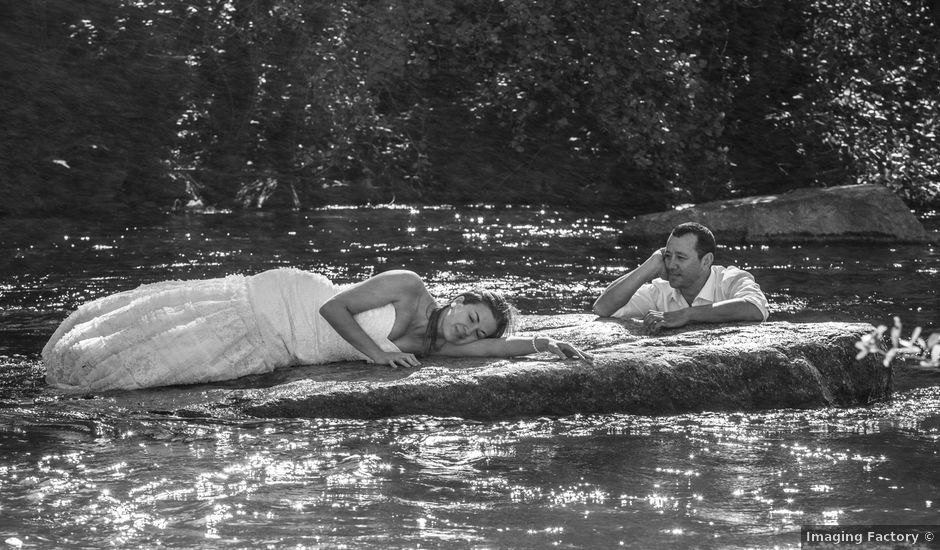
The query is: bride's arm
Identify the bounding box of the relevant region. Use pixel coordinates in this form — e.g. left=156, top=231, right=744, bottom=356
left=436, top=336, right=593, bottom=364
left=319, top=270, right=424, bottom=368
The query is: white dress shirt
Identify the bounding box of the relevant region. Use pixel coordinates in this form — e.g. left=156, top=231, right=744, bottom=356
left=612, top=265, right=769, bottom=321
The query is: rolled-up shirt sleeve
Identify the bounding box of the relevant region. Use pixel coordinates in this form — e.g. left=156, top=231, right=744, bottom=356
left=720, top=268, right=769, bottom=321
left=611, top=282, right=659, bottom=319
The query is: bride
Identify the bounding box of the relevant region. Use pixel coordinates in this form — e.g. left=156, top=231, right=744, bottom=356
left=43, top=268, right=592, bottom=391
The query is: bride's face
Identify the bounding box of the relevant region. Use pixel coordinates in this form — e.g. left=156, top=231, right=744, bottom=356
left=440, top=297, right=500, bottom=345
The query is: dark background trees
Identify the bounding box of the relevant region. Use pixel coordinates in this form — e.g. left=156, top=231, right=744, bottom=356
left=2, top=0, right=938, bottom=216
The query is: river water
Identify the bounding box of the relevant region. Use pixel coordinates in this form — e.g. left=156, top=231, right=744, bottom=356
left=0, top=205, right=937, bottom=549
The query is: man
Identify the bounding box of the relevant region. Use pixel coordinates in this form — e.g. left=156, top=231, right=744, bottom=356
left=593, top=222, right=768, bottom=334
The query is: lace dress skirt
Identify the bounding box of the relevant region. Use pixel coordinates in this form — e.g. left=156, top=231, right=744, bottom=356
left=42, top=275, right=269, bottom=391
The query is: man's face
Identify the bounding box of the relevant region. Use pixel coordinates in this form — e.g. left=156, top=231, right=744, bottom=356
left=662, top=233, right=711, bottom=291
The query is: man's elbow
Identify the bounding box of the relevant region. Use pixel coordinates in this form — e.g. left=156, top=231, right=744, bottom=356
left=592, top=300, right=615, bottom=318
left=744, top=303, right=766, bottom=322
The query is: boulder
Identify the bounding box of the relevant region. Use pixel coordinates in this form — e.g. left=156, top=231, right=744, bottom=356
left=162, top=316, right=891, bottom=420
left=618, top=184, right=930, bottom=244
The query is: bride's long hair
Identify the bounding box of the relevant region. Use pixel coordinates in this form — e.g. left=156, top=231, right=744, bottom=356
left=420, top=288, right=516, bottom=356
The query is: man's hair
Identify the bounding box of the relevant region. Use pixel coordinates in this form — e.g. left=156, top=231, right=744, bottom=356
left=669, top=222, right=716, bottom=259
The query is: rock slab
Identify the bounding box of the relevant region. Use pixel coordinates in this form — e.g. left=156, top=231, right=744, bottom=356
left=619, top=184, right=930, bottom=244
left=174, top=317, right=891, bottom=420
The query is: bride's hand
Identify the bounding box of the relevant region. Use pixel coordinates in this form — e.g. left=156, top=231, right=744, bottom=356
left=374, top=351, right=421, bottom=369
left=535, top=337, right=594, bottom=365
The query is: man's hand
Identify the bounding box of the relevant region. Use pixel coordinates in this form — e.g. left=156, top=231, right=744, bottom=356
left=592, top=247, right=668, bottom=318
left=643, top=308, right=692, bottom=335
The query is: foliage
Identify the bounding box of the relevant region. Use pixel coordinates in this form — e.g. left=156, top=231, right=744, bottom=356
left=164, top=1, right=431, bottom=207
left=789, top=0, right=940, bottom=206
left=1, top=0, right=938, bottom=213
left=856, top=317, right=940, bottom=368
left=0, top=0, right=188, bottom=211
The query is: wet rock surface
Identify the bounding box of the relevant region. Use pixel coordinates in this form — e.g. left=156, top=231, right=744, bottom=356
left=127, top=316, right=892, bottom=420
left=618, top=184, right=930, bottom=244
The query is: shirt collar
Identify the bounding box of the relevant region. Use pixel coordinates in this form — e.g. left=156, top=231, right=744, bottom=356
left=668, top=267, right=718, bottom=307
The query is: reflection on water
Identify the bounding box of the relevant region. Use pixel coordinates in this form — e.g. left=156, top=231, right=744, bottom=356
left=1, top=389, right=938, bottom=549
left=0, top=205, right=937, bottom=548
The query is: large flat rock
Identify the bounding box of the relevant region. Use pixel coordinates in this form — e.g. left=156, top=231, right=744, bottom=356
left=619, top=184, right=930, bottom=244
left=156, top=316, right=891, bottom=420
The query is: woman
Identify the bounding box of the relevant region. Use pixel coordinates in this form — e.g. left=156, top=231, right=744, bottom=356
left=43, top=268, right=591, bottom=391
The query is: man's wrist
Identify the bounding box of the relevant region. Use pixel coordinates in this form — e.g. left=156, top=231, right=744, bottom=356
left=641, top=262, right=663, bottom=282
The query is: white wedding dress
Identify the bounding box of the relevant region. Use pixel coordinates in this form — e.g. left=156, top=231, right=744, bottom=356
left=42, top=268, right=400, bottom=391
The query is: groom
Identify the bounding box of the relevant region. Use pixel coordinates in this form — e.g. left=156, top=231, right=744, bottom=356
left=593, top=222, right=768, bottom=334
